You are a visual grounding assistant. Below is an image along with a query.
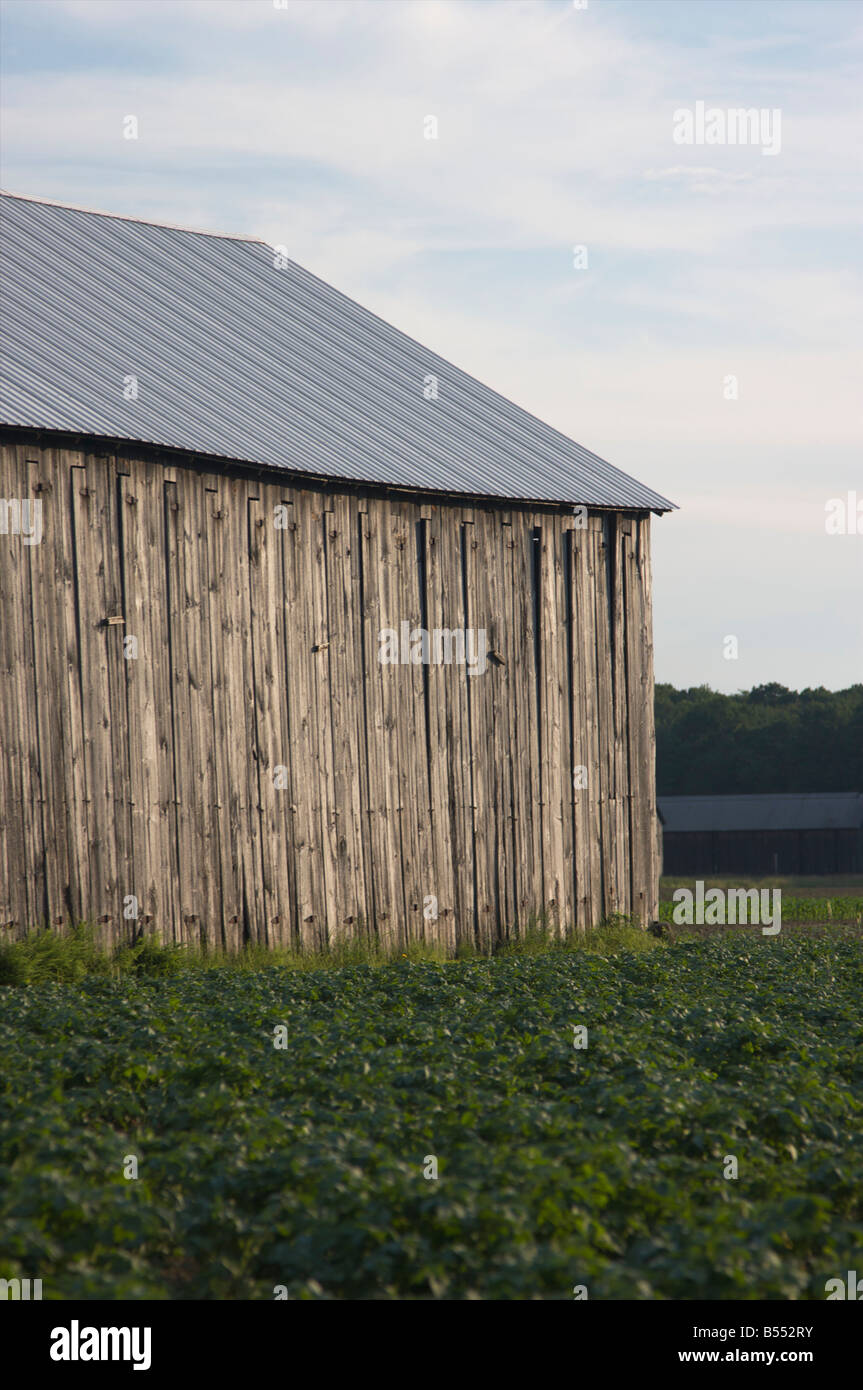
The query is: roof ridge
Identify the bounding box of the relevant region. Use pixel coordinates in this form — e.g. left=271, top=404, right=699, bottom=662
left=0, top=189, right=266, bottom=246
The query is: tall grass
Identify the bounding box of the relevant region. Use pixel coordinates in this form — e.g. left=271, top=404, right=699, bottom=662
left=0, top=915, right=664, bottom=986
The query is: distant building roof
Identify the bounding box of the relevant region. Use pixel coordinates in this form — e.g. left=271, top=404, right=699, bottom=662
left=0, top=190, right=676, bottom=511
left=658, top=793, right=863, bottom=833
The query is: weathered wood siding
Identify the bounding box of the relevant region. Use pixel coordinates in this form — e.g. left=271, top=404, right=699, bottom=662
left=0, top=436, right=659, bottom=948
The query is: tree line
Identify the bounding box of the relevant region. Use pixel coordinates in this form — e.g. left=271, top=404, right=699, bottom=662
left=655, top=683, right=863, bottom=795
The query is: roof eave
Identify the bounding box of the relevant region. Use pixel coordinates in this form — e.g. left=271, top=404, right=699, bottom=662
left=0, top=421, right=677, bottom=513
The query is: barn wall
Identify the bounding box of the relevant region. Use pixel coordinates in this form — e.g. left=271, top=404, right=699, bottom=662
left=0, top=436, right=659, bottom=949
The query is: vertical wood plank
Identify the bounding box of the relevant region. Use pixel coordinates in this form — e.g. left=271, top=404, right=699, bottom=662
left=0, top=442, right=37, bottom=931
left=459, top=515, right=485, bottom=945
left=623, top=520, right=644, bottom=923
left=610, top=515, right=632, bottom=918
left=189, top=470, right=222, bottom=946
left=105, top=458, right=133, bottom=945
left=305, top=491, right=339, bottom=948
left=24, top=447, right=69, bottom=929
left=361, top=498, right=406, bottom=948
left=323, top=493, right=368, bottom=940
left=592, top=515, right=615, bottom=922
left=500, top=509, right=525, bottom=936
left=535, top=514, right=567, bottom=933
left=164, top=478, right=196, bottom=944
left=283, top=491, right=337, bottom=950
left=570, top=519, right=597, bottom=928
left=0, top=444, right=15, bottom=928
left=421, top=502, right=457, bottom=951
left=470, top=508, right=515, bottom=942
left=164, top=470, right=221, bottom=946
left=249, top=484, right=296, bottom=949
left=70, top=454, right=122, bottom=938
left=553, top=514, right=572, bottom=934
left=511, top=513, right=543, bottom=930
left=393, top=500, right=435, bottom=946
left=226, top=477, right=264, bottom=944
left=120, top=457, right=173, bottom=939
left=280, top=490, right=318, bottom=948
left=204, top=478, right=242, bottom=949
left=632, top=516, right=657, bottom=923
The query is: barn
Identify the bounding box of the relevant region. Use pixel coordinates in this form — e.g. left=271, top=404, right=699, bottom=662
left=0, top=190, right=675, bottom=952
left=658, top=793, right=863, bottom=876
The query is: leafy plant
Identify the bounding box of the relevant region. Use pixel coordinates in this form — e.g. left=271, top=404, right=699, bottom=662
left=1, top=934, right=860, bottom=1299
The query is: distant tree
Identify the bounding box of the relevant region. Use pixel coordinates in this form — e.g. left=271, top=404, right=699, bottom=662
left=655, top=684, right=863, bottom=794
left=747, top=683, right=796, bottom=706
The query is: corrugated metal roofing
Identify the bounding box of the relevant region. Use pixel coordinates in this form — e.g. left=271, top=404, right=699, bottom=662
left=658, top=794, right=863, bottom=834
left=0, top=190, right=676, bottom=510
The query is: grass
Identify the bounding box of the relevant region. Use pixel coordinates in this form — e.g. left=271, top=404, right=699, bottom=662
left=3, top=891, right=860, bottom=988
left=661, top=875, right=863, bottom=895
left=4, top=879, right=863, bottom=991
left=658, top=877, right=863, bottom=929
left=0, top=917, right=665, bottom=987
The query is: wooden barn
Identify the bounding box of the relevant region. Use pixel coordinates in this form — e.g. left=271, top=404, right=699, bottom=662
left=658, top=793, right=863, bottom=876
left=0, top=191, right=674, bottom=951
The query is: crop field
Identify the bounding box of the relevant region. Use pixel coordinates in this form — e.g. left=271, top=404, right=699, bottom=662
left=659, top=876, right=863, bottom=928
left=658, top=896, right=863, bottom=928
left=1, top=931, right=861, bottom=1300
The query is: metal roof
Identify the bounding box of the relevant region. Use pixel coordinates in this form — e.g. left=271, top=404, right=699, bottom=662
left=0, top=191, right=675, bottom=511
left=658, top=794, right=863, bottom=834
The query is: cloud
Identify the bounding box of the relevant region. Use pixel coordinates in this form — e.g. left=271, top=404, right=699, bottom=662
left=2, top=0, right=861, bottom=689
left=643, top=165, right=755, bottom=194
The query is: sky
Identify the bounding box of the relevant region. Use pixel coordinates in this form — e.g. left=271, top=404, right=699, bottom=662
left=1, top=0, right=861, bottom=693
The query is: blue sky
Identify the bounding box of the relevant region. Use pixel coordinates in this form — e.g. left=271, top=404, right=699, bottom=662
left=2, top=0, right=861, bottom=691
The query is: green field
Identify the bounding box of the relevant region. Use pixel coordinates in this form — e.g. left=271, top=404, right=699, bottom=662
left=1, top=930, right=861, bottom=1300
left=658, top=876, right=863, bottom=929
